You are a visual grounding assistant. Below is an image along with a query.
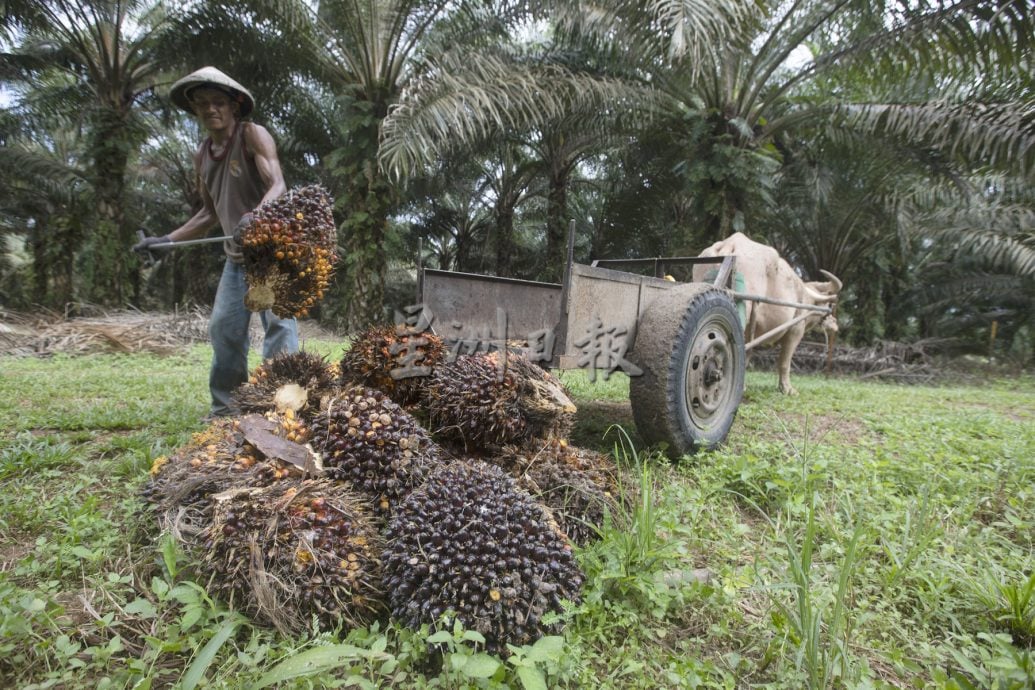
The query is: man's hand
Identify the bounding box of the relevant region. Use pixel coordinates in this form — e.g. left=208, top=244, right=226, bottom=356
left=132, top=234, right=172, bottom=255
left=232, top=212, right=254, bottom=245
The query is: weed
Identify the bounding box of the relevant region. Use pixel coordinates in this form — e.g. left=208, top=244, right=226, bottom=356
left=0, top=433, right=78, bottom=480
left=770, top=488, right=866, bottom=689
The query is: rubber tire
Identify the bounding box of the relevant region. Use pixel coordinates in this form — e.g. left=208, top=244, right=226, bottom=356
left=629, top=284, right=745, bottom=459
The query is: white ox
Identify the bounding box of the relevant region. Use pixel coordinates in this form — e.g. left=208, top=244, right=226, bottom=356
left=693, top=232, right=842, bottom=395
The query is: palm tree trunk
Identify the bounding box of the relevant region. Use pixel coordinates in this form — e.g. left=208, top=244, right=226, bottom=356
left=545, top=168, right=568, bottom=283
left=85, top=110, right=133, bottom=305
left=30, top=216, right=46, bottom=304
left=455, top=224, right=472, bottom=272
left=328, top=105, right=395, bottom=331
left=338, top=197, right=390, bottom=330
left=494, top=207, right=514, bottom=276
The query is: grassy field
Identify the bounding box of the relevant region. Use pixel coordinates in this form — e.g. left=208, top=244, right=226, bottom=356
left=0, top=343, right=1032, bottom=689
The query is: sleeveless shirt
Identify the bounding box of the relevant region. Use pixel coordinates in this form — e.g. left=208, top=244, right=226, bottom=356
left=199, top=122, right=267, bottom=264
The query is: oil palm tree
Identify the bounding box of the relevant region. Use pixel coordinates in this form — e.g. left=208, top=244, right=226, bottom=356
left=402, top=158, right=495, bottom=272
left=0, top=133, right=91, bottom=306
left=899, top=172, right=1035, bottom=359
left=639, top=0, right=1031, bottom=242
left=383, top=0, right=1032, bottom=245
left=380, top=40, right=667, bottom=274
left=2, top=0, right=180, bottom=305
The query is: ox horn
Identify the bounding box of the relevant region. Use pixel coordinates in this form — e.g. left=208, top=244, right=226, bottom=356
left=819, top=269, right=842, bottom=292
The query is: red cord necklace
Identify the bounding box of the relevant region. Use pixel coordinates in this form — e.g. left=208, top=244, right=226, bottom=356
left=207, top=123, right=237, bottom=162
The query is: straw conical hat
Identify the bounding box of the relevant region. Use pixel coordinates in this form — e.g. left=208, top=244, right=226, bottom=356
left=170, top=67, right=255, bottom=117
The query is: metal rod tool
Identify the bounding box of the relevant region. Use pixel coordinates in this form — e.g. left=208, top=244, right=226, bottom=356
left=136, top=229, right=228, bottom=267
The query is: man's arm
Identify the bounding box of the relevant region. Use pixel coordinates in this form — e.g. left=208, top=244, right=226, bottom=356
left=245, top=123, right=287, bottom=205
left=167, top=147, right=220, bottom=242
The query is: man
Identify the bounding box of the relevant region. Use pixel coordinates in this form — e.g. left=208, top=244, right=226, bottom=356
left=134, top=66, right=298, bottom=418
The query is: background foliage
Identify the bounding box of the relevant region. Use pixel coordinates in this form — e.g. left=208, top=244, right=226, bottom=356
left=1, top=0, right=1033, bottom=362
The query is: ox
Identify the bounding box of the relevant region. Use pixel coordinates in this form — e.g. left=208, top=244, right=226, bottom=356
left=693, top=232, right=842, bottom=395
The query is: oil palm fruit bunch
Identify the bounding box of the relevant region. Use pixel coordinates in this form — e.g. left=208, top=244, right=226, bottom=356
left=241, top=409, right=320, bottom=482
left=239, top=185, right=338, bottom=318
left=202, top=479, right=384, bottom=635
left=232, top=350, right=335, bottom=417
left=141, top=418, right=285, bottom=549
left=308, top=386, right=446, bottom=514
left=339, top=325, right=446, bottom=407
left=384, top=460, right=583, bottom=653
left=495, top=438, right=625, bottom=546
left=422, top=351, right=577, bottom=452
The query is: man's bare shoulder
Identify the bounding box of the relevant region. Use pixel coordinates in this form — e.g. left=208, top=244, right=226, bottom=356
left=243, top=122, right=275, bottom=145
left=242, top=122, right=277, bottom=158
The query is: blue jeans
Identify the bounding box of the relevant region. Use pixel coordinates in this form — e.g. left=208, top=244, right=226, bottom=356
left=209, top=260, right=298, bottom=415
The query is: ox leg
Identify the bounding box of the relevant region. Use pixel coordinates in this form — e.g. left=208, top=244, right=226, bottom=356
left=777, top=326, right=806, bottom=395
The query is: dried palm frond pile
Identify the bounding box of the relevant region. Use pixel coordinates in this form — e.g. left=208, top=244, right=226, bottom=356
left=240, top=185, right=338, bottom=318
left=0, top=307, right=213, bottom=356
left=141, top=335, right=627, bottom=649
left=748, top=339, right=942, bottom=383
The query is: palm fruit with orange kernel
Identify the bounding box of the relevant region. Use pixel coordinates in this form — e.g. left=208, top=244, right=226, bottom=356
left=307, top=386, right=446, bottom=515
left=239, top=184, right=338, bottom=318
left=421, top=351, right=577, bottom=452
left=339, top=324, right=446, bottom=407
left=493, top=438, right=627, bottom=546
left=265, top=408, right=311, bottom=446
left=140, top=417, right=294, bottom=549
left=383, top=459, right=583, bottom=653
left=202, top=479, right=384, bottom=635
left=232, top=350, right=335, bottom=418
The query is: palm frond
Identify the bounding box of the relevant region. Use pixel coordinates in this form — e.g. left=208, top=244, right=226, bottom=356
left=839, top=98, right=1035, bottom=177
left=856, top=0, right=1032, bottom=81
left=380, top=47, right=651, bottom=176
left=0, top=142, right=90, bottom=205
left=553, top=0, right=758, bottom=80
left=903, top=200, right=1035, bottom=276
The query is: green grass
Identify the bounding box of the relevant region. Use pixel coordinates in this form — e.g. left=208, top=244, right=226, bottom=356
left=0, top=347, right=1033, bottom=688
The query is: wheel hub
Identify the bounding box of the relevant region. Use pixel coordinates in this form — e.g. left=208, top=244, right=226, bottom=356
left=686, top=322, right=735, bottom=422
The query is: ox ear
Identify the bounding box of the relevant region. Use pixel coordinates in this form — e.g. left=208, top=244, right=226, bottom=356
left=806, top=270, right=842, bottom=299
left=814, top=292, right=838, bottom=304
left=803, top=283, right=838, bottom=303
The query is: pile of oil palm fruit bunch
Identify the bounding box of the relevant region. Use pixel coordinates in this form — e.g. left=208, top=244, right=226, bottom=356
left=141, top=417, right=295, bottom=550
left=308, top=386, right=448, bottom=515
left=493, top=437, right=627, bottom=547
left=239, top=184, right=337, bottom=318
left=231, top=350, right=335, bottom=420
left=203, top=479, right=383, bottom=634
left=422, top=350, right=577, bottom=451
left=339, top=324, right=446, bottom=406
left=142, top=324, right=629, bottom=648
left=384, top=460, right=583, bottom=653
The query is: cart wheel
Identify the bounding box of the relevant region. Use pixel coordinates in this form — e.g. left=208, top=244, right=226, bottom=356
left=629, top=284, right=745, bottom=459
